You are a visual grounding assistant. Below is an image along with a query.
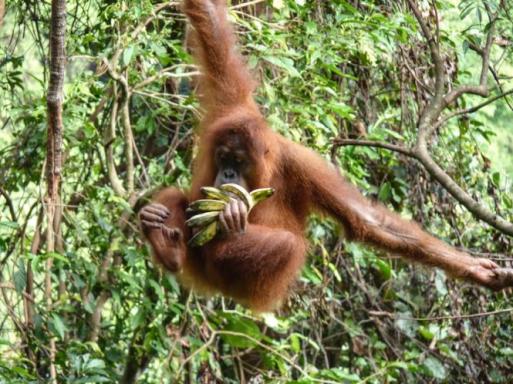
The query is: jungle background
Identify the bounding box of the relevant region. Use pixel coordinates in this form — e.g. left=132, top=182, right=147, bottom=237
left=1, top=0, right=513, bottom=383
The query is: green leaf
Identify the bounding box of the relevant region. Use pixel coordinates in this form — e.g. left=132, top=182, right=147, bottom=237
left=503, top=194, right=513, bottom=209
left=13, top=258, right=26, bottom=293
left=418, top=326, right=434, bottom=341
left=50, top=314, right=67, bottom=339
left=85, top=358, right=106, bottom=371
left=262, top=56, right=301, bottom=77
left=373, top=258, right=392, bottom=280
left=0, top=221, right=19, bottom=229
left=122, top=46, right=135, bottom=66
left=221, top=316, right=262, bottom=348
left=491, top=172, right=500, bottom=187
left=499, top=347, right=513, bottom=356
left=423, top=356, right=446, bottom=379
left=378, top=182, right=392, bottom=202
left=289, top=333, right=301, bottom=353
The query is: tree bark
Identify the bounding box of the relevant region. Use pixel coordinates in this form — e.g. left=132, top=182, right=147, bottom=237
left=45, top=0, right=66, bottom=382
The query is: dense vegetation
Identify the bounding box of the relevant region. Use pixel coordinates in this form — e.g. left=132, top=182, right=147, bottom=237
left=1, top=0, right=512, bottom=383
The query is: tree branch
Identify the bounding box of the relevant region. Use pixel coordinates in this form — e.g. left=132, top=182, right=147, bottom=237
left=0, top=187, right=16, bottom=222
left=442, top=12, right=497, bottom=108
left=399, top=2, right=513, bottom=236
left=407, top=0, right=446, bottom=141
left=88, top=194, right=137, bottom=342
left=333, top=139, right=416, bottom=158
left=433, top=88, right=513, bottom=130
left=120, top=72, right=134, bottom=194
left=104, top=85, right=127, bottom=197
left=413, top=145, right=513, bottom=236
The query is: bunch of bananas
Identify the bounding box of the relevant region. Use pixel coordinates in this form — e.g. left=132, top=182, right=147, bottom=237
left=186, top=183, right=274, bottom=247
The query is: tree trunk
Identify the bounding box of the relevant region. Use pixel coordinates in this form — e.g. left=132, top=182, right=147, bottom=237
left=45, top=0, right=66, bottom=382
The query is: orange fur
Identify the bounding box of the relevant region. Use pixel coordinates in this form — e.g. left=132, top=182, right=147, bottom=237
left=142, top=0, right=513, bottom=311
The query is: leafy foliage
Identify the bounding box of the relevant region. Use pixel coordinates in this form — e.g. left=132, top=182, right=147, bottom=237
left=0, top=0, right=512, bottom=383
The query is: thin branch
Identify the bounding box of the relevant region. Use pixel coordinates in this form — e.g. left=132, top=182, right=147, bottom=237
left=335, top=138, right=513, bottom=236
left=230, top=0, right=267, bottom=10
left=368, top=307, right=513, bottom=322
left=120, top=76, right=134, bottom=194
left=133, top=65, right=198, bottom=90
left=433, top=88, right=513, bottom=130
left=407, top=0, right=445, bottom=139
left=129, top=1, right=179, bottom=40
left=0, top=187, right=17, bottom=222
left=0, top=283, right=35, bottom=303
left=131, top=134, right=150, bottom=188
left=102, top=60, right=134, bottom=193
left=88, top=195, right=137, bottom=342
left=442, top=13, right=497, bottom=108
left=414, top=145, right=513, bottom=236
left=489, top=64, right=513, bottom=111
left=24, top=208, right=44, bottom=336
left=333, top=139, right=416, bottom=158
left=104, top=85, right=127, bottom=197
left=403, top=2, right=513, bottom=236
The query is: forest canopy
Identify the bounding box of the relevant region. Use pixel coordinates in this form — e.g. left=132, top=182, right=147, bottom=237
left=0, top=0, right=512, bottom=383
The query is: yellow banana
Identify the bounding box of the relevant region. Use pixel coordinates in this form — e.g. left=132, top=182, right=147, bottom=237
left=188, top=199, right=227, bottom=212
left=249, top=188, right=274, bottom=206
left=188, top=221, right=218, bottom=247
left=185, top=211, right=219, bottom=227
left=186, top=185, right=275, bottom=247
left=220, top=183, right=253, bottom=209
left=200, top=186, right=231, bottom=202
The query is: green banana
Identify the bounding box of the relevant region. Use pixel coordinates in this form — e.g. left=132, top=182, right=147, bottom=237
left=250, top=188, right=274, bottom=206
left=188, top=221, right=218, bottom=247
left=185, top=211, right=219, bottom=227
left=200, top=186, right=231, bottom=202
left=220, top=183, right=253, bottom=209
left=188, top=199, right=227, bottom=212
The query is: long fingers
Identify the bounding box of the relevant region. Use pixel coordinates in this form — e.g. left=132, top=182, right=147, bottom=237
left=238, top=199, right=248, bottom=232
left=139, top=203, right=171, bottom=233
left=219, top=208, right=230, bottom=233
left=476, top=257, right=498, bottom=269
left=139, top=203, right=170, bottom=222
left=492, top=268, right=513, bottom=290
left=141, top=220, right=161, bottom=229
left=162, top=226, right=183, bottom=242
left=144, top=203, right=170, bottom=216
left=231, top=198, right=241, bottom=232
left=219, top=198, right=248, bottom=234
